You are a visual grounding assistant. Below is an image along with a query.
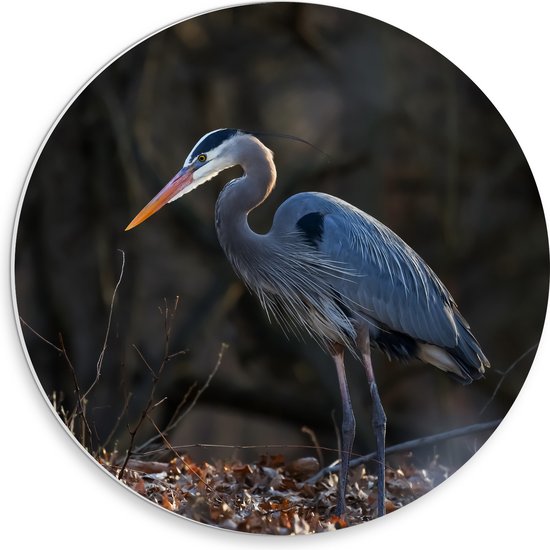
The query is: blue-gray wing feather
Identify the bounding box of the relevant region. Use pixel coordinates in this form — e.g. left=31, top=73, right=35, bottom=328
left=322, top=209, right=458, bottom=347
left=273, top=192, right=459, bottom=348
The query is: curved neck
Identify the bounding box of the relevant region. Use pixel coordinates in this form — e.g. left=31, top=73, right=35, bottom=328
left=215, top=139, right=277, bottom=267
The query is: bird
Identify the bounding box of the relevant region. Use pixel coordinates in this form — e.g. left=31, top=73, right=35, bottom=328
left=125, top=128, right=489, bottom=520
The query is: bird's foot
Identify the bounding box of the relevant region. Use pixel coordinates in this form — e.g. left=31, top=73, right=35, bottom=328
left=331, top=504, right=348, bottom=529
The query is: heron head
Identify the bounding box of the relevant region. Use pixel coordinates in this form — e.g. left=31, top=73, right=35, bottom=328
left=125, top=128, right=246, bottom=231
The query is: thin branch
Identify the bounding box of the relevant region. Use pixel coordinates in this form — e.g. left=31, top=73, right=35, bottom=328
left=167, top=381, right=197, bottom=426
left=132, top=345, right=157, bottom=379
left=58, top=334, right=80, bottom=402
left=479, top=344, right=538, bottom=416
left=133, top=418, right=498, bottom=470
left=19, top=317, right=63, bottom=353
left=117, top=370, right=161, bottom=479
left=158, top=296, right=179, bottom=377
left=118, top=407, right=149, bottom=480
left=167, top=350, right=188, bottom=360
left=152, top=397, right=168, bottom=410
left=134, top=343, right=227, bottom=454
left=306, top=419, right=502, bottom=484
left=145, top=413, right=223, bottom=503
left=117, top=297, right=181, bottom=479
left=167, top=343, right=227, bottom=427
left=301, top=426, right=324, bottom=467
left=134, top=381, right=197, bottom=454
left=135, top=442, right=344, bottom=458
left=82, top=249, right=125, bottom=402
left=58, top=333, right=94, bottom=447
left=20, top=251, right=126, bottom=453
left=101, top=392, right=133, bottom=451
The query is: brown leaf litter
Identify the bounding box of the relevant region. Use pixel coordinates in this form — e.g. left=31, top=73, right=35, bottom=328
left=100, top=452, right=450, bottom=534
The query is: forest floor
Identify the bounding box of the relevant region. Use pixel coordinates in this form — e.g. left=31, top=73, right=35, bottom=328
left=100, top=452, right=450, bottom=534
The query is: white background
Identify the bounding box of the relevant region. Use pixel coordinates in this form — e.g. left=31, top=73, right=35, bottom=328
left=2, top=1, right=549, bottom=547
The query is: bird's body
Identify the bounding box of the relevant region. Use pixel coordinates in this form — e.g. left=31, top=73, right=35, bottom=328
left=126, top=128, right=489, bottom=520
left=212, top=134, right=487, bottom=382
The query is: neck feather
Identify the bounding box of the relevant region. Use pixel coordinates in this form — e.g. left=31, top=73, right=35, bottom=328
left=214, top=138, right=277, bottom=276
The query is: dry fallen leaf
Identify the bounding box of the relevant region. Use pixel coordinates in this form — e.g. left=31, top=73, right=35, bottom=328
left=104, top=451, right=450, bottom=534
left=286, top=457, right=320, bottom=479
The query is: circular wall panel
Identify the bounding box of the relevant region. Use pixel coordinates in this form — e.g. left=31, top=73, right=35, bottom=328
left=12, top=2, right=548, bottom=536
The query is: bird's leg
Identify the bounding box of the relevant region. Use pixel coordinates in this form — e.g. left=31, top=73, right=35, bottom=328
left=331, top=343, right=356, bottom=519
left=360, top=333, right=386, bottom=518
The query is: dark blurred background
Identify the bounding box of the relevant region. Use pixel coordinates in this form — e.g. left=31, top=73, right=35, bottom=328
left=15, top=4, right=548, bottom=469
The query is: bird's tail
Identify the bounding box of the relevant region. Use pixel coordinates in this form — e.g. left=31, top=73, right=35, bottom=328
left=417, top=310, right=489, bottom=385
left=446, top=311, right=490, bottom=385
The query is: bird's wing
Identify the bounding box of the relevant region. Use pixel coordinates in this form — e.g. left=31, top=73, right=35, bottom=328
left=315, top=197, right=460, bottom=348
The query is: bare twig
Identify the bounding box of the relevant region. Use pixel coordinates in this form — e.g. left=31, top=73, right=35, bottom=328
left=57, top=333, right=94, bottom=448
left=19, top=317, right=63, bottom=353
left=101, top=391, right=133, bottom=451
left=479, top=344, right=538, bottom=416
left=117, top=354, right=163, bottom=479
left=132, top=420, right=499, bottom=483
left=145, top=413, right=223, bottom=503
left=136, top=442, right=344, bottom=458
left=301, top=426, right=324, bottom=467
left=167, top=350, right=188, bottom=361
left=168, top=381, right=197, bottom=425
left=117, top=297, right=181, bottom=479
left=134, top=343, right=227, bottom=454
left=134, top=381, right=197, bottom=454
left=82, top=249, right=125, bottom=402
left=168, top=343, right=227, bottom=426
left=118, top=399, right=152, bottom=479
left=19, top=317, right=92, bottom=447
left=132, top=345, right=157, bottom=379
left=152, top=397, right=168, bottom=410
left=20, top=251, right=126, bottom=452
left=306, top=419, right=501, bottom=484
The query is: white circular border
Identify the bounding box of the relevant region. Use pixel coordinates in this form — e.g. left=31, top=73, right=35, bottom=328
left=4, top=1, right=549, bottom=547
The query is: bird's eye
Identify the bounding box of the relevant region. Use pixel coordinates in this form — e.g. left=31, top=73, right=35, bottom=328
left=197, top=154, right=207, bottom=163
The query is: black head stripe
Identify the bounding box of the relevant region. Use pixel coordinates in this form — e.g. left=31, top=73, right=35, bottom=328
left=189, top=128, right=240, bottom=159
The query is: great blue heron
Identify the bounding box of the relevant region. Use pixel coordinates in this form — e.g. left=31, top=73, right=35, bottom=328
left=126, top=128, right=489, bottom=519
